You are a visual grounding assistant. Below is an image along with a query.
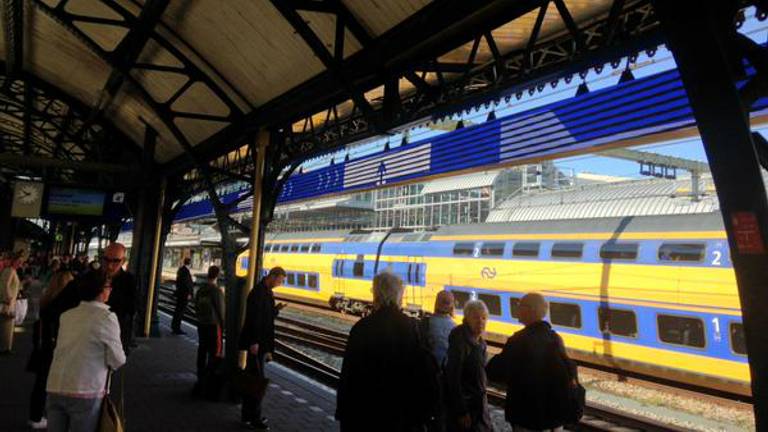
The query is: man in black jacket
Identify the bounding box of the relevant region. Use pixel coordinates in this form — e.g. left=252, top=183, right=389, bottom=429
left=172, top=257, right=194, bottom=335
left=336, top=272, right=439, bottom=432
left=239, top=267, right=286, bottom=430
left=103, top=243, right=137, bottom=352
left=486, top=293, right=579, bottom=431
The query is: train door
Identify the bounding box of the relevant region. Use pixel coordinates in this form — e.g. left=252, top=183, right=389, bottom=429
left=405, top=255, right=425, bottom=312
left=333, top=253, right=346, bottom=298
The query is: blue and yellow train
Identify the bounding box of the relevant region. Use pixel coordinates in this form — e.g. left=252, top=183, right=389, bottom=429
left=236, top=212, right=749, bottom=396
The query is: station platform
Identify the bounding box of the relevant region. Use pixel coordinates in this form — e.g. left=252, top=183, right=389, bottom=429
left=0, top=315, right=339, bottom=432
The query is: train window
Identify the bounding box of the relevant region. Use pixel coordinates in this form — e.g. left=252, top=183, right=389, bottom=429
left=657, top=314, right=705, bottom=348
left=280, top=244, right=290, bottom=252
left=477, top=293, right=502, bottom=316
left=513, top=242, right=540, bottom=258
left=452, top=290, right=471, bottom=309
left=287, top=273, right=295, bottom=285
left=308, top=274, right=318, bottom=289
left=657, top=243, right=705, bottom=262
left=731, top=322, right=747, bottom=355
left=600, top=243, right=639, bottom=260
left=550, top=302, right=582, bottom=328
left=551, top=242, right=584, bottom=259
left=453, top=242, right=475, bottom=256
left=598, top=308, right=637, bottom=338
left=290, top=244, right=300, bottom=252
left=310, top=243, right=321, bottom=253
left=353, top=255, right=365, bottom=277
left=300, top=244, right=310, bottom=253
left=509, top=298, right=520, bottom=319
left=480, top=242, right=505, bottom=257
left=297, top=273, right=306, bottom=287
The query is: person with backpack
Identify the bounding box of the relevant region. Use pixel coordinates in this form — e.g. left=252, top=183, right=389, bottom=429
left=193, top=265, right=224, bottom=396
left=486, top=293, right=584, bottom=432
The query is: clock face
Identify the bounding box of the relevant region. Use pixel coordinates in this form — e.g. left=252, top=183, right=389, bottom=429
left=16, top=185, right=40, bottom=204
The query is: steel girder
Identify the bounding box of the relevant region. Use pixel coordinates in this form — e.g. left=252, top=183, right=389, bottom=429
left=0, top=69, right=141, bottom=187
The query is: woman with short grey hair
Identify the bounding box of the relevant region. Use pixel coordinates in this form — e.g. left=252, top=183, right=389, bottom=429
left=445, top=299, right=493, bottom=431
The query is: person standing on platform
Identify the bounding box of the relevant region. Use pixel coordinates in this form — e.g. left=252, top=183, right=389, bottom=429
left=444, top=300, right=492, bottom=432
left=239, top=267, right=287, bottom=431
left=420, top=290, right=457, bottom=432
left=46, top=270, right=126, bottom=432
left=172, top=257, right=195, bottom=335
left=486, top=293, right=580, bottom=432
left=0, top=250, right=26, bottom=354
left=336, top=272, right=440, bottom=432
left=102, top=243, right=137, bottom=352
left=193, top=265, right=224, bottom=395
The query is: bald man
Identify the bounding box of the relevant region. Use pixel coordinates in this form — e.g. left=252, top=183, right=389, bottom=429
left=103, top=243, right=137, bottom=351
left=486, top=293, right=580, bottom=431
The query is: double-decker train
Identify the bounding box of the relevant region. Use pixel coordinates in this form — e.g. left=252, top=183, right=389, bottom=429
left=236, top=212, right=749, bottom=397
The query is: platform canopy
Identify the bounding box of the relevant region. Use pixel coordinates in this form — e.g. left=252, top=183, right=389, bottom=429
left=0, top=0, right=664, bottom=187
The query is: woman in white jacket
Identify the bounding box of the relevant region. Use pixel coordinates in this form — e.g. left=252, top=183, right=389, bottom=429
left=0, top=250, right=25, bottom=353
left=46, top=270, right=126, bottom=432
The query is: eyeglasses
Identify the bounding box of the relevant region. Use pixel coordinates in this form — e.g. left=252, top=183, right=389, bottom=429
left=102, top=257, right=123, bottom=264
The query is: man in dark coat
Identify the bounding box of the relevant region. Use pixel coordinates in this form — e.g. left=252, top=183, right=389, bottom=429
left=486, top=293, right=579, bottom=431
left=172, top=257, right=194, bottom=335
left=103, top=243, right=137, bottom=352
left=336, top=272, right=439, bottom=432
left=239, top=267, right=286, bottom=430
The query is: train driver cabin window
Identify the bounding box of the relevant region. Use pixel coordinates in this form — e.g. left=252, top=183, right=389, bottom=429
left=731, top=322, right=747, bottom=355
left=452, top=290, right=471, bottom=310
left=353, top=255, right=365, bottom=277
left=477, top=293, right=502, bottom=316
left=600, top=243, right=639, bottom=260
left=512, top=242, right=540, bottom=258
left=480, top=242, right=505, bottom=257
left=550, top=302, right=582, bottom=328
left=551, top=242, right=584, bottom=259
left=598, top=307, right=637, bottom=337
left=657, top=314, right=706, bottom=348
left=453, top=242, right=475, bottom=257
left=658, top=243, right=706, bottom=262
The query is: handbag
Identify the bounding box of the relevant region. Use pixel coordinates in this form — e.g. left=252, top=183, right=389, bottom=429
left=98, top=370, right=125, bottom=432
left=231, top=365, right=269, bottom=402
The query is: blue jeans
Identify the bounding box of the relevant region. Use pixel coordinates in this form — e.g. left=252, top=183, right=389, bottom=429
left=47, top=394, right=102, bottom=432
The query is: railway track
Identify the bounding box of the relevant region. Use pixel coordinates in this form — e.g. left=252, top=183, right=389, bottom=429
left=156, top=284, right=742, bottom=431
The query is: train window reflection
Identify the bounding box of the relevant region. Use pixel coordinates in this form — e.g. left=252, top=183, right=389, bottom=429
left=453, top=242, right=475, bottom=256
left=731, top=322, right=747, bottom=355
left=598, top=308, right=637, bottom=338
left=551, top=242, right=584, bottom=259
left=480, top=242, right=505, bottom=257
left=287, top=273, right=295, bottom=285
left=290, top=244, right=300, bottom=252
left=264, top=244, right=272, bottom=252
left=600, top=243, right=639, bottom=260
left=550, top=302, right=582, bottom=328
left=297, top=273, right=306, bottom=287
left=657, top=314, right=705, bottom=348
left=452, top=290, right=471, bottom=309
left=658, top=243, right=705, bottom=262
left=300, top=244, right=310, bottom=253
left=509, top=297, right=520, bottom=319
left=477, top=293, right=501, bottom=316
left=308, top=274, right=318, bottom=289
left=310, top=243, right=321, bottom=253
left=280, top=244, right=290, bottom=252
left=512, top=242, right=540, bottom=258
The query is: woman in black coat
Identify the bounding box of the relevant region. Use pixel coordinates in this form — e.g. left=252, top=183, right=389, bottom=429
left=444, top=300, right=493, bottom=432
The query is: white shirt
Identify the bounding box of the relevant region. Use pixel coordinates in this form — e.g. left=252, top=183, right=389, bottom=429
left=47, top=301, right=126, bottom=398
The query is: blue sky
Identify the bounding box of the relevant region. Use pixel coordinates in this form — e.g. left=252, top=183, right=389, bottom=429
left=301, top=7, right=768, bottom=180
